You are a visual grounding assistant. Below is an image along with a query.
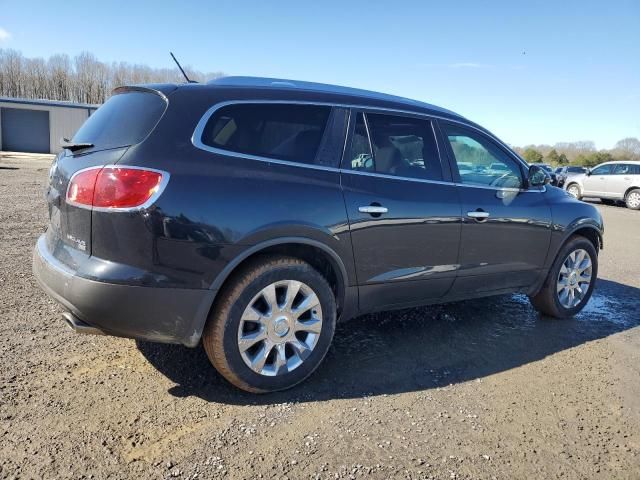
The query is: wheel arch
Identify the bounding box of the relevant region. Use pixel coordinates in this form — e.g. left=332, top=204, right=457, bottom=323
left=529, top=222, right=602, bottom=298
left=560, top=226, right=604, bottom=251
left=624, top=186, right=640, bottom=200
left=195, top=237, right=354, bottom=345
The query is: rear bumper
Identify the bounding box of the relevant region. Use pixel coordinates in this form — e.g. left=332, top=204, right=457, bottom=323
left=33, top=235, right=215, bottom=347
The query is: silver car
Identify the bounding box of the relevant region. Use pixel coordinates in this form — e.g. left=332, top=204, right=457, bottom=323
left=564, top=161, right=640, bottom=209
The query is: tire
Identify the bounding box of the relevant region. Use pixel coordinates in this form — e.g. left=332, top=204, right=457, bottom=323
left=566, top=183, right=581, bottom=200
left=625, top=189, right=640, bottom=210
left=529, top=235, right=598, bottom=318
left=202, top=255, right=337, bottom=393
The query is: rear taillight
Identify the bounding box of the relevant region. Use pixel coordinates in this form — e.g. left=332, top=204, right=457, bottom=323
left=66, top=166, right=168, bottom=211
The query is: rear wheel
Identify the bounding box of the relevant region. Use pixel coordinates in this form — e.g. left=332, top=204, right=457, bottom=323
left=625, top=189, right=640, bottom=210
left=566, top=183, right=581, bottom=199
left=529, top=236, right=597, bottom=318
left=202, top=256, right=336, bottom=393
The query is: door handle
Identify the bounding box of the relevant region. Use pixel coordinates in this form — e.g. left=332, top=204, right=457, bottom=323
left=467, top=210, right=490, bottom=220
left=359, top=205, right=388, bottom=214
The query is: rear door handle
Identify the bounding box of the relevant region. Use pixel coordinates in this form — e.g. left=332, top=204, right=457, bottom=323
left=359, top=205, right=388, bottom=214
left=467, top=210, right=490, bottom=219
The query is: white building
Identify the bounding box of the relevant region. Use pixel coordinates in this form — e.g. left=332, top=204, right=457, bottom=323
left=0, top=97, right=98, bottom=154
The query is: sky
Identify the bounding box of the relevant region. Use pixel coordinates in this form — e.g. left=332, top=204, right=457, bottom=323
left=1, top=0, right=639, bottom=149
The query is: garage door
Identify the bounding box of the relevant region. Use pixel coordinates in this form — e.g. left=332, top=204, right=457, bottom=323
left=1, top=107, right=50, bottom=153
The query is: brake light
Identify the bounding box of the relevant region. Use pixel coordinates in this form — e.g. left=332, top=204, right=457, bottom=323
left=67, top=166, right=167, bottom=210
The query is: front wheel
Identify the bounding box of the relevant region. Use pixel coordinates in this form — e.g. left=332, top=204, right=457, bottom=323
left=202, top=255, right=336, bottom=393
left=566, top=183, right=581, bottom=199
left=529, top=236, right=597, bottom=318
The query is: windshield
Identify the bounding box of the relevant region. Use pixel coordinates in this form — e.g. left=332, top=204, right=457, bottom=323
left=72, top=91, right=167, bottom=150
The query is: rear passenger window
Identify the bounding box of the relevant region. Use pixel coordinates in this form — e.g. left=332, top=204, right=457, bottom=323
left=201, top=104, right=331, bottom=164
left=612, top=164, right=634, bottom=175
left=345, top=112, right=443, bottom=181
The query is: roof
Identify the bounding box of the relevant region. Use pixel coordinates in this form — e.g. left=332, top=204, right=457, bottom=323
left=600, top=160, right=640, bottom=165
left=0, top=96, right=100, bottom=110
left=205, top=76, right=464, bottom=119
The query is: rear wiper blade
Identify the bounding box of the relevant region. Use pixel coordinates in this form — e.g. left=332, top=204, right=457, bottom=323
left=60, top=137, right=94, bottom=152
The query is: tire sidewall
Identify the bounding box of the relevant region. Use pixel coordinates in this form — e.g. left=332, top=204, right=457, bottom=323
left=220, top=263, right=336, bottom=392
left=548, top=238, right=598, bottom=317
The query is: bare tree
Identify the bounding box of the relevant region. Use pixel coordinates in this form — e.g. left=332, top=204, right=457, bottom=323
left=0, top=48, right=224, bottom=104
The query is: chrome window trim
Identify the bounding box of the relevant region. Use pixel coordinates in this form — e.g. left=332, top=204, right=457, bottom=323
left=339, top=109, right=352, bottom=169
left=340, top=168, right=453, bottom=187
left=190, top=99, right=541, bottom=192
left=339, top=168, right=545, bottom=192
left=361, top=111, right=375, bottom=160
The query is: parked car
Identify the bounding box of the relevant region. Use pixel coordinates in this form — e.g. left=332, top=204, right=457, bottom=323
left=564, top=161, right=640, bottom=209
left=33, top=77, right=604, bottom=393
left=556, top=165, right=588, bottom=188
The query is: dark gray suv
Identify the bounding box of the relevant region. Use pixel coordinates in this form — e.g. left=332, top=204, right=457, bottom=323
left=33, top=77, right=604, bottom=392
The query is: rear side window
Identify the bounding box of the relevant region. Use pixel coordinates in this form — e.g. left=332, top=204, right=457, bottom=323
left=612, top=163, right=637, bottom=175
left=201, top=103, right=331, bottom=165
left=72, top=91, right=167, bottom=150
left=344, top=111, right=443, bottom=181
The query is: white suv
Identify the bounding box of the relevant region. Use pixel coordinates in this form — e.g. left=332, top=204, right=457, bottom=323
left=564, top=161, right=640, bottom=210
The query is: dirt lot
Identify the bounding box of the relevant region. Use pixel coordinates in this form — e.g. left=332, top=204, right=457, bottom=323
left=1, top=153, right=639, bottom=479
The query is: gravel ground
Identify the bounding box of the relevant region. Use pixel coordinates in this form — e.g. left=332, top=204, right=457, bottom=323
left=1, top=153, right=639, bottom=479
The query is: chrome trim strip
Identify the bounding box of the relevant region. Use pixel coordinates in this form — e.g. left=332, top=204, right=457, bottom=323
left=362, top=111, right=374, bottom=158
left=190, top=100, right=545, bottom=193
left=66, top=164, right=171, bottom=212
left=339, top=168, right=545, bottom=193
left=190, top=99, right=530, bottom=172
left=340, top=108, right=352, bottom=171
left=341, top=168, right=455, bottom=187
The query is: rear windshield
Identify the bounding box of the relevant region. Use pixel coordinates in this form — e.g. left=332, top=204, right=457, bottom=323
left=72, top=91, right=167, bottom=150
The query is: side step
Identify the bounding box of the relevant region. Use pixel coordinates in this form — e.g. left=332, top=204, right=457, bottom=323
left=62, top=312, right=105, bottom=336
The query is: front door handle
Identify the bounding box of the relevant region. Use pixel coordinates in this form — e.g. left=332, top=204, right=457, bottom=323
left=467, top=210, right=490, bottom=220
left=359, top=205, right=388, bottom=215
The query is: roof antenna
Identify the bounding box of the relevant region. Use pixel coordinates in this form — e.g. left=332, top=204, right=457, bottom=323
left=170, top=52, right=197, bottom=83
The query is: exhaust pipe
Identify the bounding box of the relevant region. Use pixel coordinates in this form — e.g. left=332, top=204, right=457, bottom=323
left=62, top=312, right=105, bottom=336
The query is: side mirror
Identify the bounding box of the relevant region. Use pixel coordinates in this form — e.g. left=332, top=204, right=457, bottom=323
left=585, top=169, right=592, bottom=176
left=528, top=165, right=550, bottom=187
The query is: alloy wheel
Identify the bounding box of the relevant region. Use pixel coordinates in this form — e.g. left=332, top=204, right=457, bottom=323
left=627, top=191, right=640, bottom=209
left=567, top=185, right=580, bottom=198
left=556, top=248, right=592, bottom=308
left=237, top=280, right=323, bottom=376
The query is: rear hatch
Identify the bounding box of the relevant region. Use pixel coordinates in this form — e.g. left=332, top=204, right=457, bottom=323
left=46, top=87, right=169, bottom=263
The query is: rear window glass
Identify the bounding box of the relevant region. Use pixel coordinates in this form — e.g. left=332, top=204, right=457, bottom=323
left=200, top=103, right=331, bottom=164
left=72, top=91, right=167, bottom=149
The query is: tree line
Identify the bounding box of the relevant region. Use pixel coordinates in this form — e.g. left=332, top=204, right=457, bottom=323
left=0, top=49, right=224, bottom=104
left=514, top=138, right=640, bottom=167
left=2, top=48, right=639, bottom=167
